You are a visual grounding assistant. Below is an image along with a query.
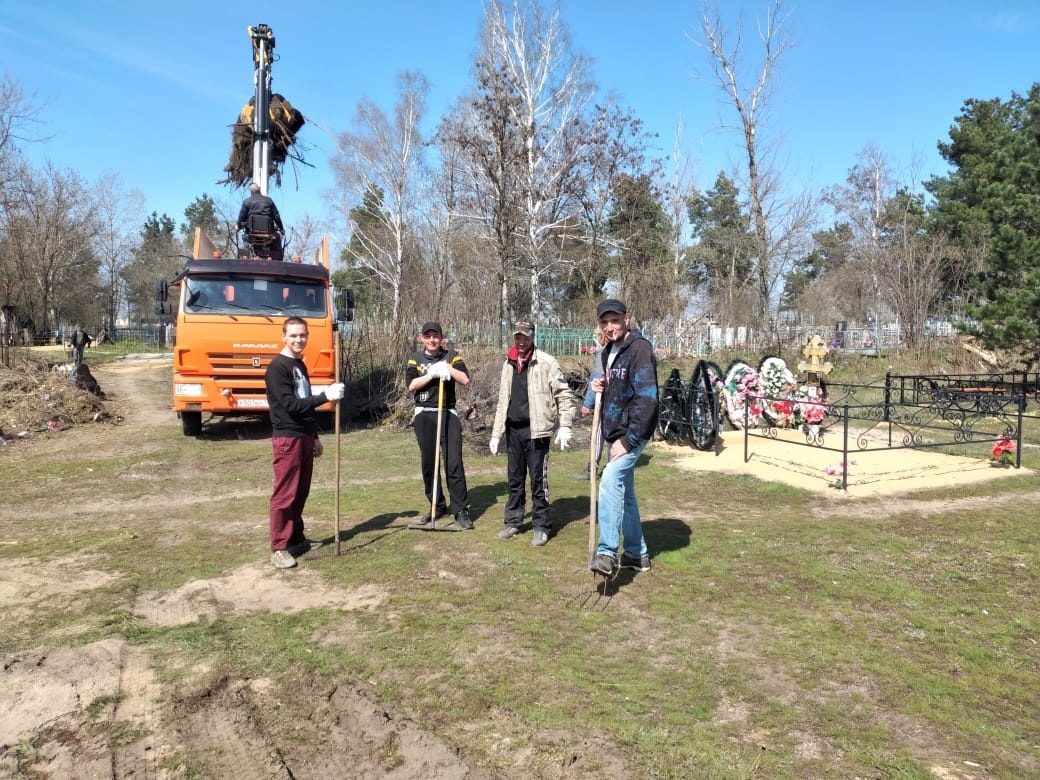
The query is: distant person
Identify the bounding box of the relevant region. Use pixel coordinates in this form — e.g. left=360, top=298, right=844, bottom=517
left=70, top=323, right=92, bottom=365
left=405, top=321, right=473, bottom=531
left=237, top=182, right=285, bottom=236
left=489, top=319, right=577, bottom=546
left=264, top=316, right=344, bottom=569
left=588, top=299, right=659, bottom=578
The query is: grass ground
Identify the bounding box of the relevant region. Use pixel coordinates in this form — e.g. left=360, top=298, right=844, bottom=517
left=0, top=348, right=1037, bottom=778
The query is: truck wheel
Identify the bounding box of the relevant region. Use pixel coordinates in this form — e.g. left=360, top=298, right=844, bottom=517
left=181, top=411, right=202, bottom=436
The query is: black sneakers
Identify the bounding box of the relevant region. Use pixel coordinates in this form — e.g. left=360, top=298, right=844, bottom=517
left=620, top=553, right=652, bottom=572
left=589, top=553, right=617, bottom=577
left=442, top=508, right=474, bottom=532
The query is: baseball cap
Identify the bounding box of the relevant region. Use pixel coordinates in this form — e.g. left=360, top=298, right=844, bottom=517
left=596, top=298, right=627, bottom=318
left=420, top=321, right=442, bottom=335
left=512, top=319, right=534, bottom=337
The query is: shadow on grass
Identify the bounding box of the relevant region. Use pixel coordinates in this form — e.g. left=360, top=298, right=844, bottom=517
left=329, top=510, right=412, bottom=551
left=467, top=481, right=505, bottom=524
left=642, top=516, right=693, bottom=557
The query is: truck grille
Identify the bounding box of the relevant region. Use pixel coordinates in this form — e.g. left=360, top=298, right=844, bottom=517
left=208, top=352, right=274, bottom=370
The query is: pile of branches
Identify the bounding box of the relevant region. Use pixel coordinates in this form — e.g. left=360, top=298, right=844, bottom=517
left=0, top=357, right=115, bottom=445
left=221, top=93, right=306, bottom=188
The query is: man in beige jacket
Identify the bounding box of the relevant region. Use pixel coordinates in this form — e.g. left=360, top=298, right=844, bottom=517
left=489, top=320, right=578, bottom=546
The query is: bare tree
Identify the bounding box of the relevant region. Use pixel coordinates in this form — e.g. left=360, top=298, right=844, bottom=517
left=3, top=162, right=100, bottom=334
left=566, top=103, right=656, bottom=321
left=444, top=0, right=599, bottom=325
left=0, top=75, right=46, bottom=186
left=694, top=0, right=814, bottom=327
left=93, top=173, right=146, bottom=332
left=660, top=118, right=698, bottom=329
left=822, top=146, right=894, bottom=324
left=332, top=71, right=429, bottom=327
left=488, top=0, right=597, bottom=317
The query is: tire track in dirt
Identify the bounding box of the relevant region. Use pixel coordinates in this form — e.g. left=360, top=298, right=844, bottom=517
left=171, top=677, right=295, bottom=779
left=110, top=644, right=162, bottom=779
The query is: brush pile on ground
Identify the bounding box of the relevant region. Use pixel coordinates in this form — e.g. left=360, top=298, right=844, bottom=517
left=0, top=356, right=115, bottom=444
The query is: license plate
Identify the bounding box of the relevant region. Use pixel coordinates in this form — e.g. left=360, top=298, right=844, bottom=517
left=236, top=399, right=269, bottom=409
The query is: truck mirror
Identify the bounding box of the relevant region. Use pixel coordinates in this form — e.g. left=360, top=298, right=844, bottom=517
left=156, top=279, right=169, bottom=303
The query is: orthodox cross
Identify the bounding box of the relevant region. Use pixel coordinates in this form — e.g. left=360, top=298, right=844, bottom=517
left=797, top=334, right=833, bottom=390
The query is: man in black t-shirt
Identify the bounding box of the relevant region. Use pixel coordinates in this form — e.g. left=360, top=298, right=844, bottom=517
left=404, top=321, right=473, bottom=531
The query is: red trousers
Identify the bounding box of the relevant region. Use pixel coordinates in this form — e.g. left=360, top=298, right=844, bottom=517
left=270, top=435, right=314, bottom=551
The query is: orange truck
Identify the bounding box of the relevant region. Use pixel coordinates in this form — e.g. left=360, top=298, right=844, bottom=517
left=158, top=233, right=351, bottom=436
left=156, top=23, right=353, bottom=436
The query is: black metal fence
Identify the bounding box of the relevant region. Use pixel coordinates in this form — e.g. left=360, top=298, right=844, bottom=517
left=738, top=373, right=1027, bottom=489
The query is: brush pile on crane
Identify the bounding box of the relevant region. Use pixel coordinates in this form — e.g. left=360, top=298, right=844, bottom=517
left=220, top=24, right=306, bottom=188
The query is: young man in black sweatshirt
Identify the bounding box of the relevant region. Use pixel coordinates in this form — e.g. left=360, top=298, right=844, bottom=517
left=265, top=317, right=344, bottom=568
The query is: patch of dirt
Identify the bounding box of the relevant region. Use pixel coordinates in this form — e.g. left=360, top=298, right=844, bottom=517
left=134, top=562, right=390, bottom=626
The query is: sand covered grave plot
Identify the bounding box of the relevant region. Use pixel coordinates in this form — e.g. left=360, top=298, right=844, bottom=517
left=662, top=424, right=1029, bottom=497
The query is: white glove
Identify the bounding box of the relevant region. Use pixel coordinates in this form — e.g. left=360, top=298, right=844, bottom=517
left=489, top=437, right=500, bottom=456
left=325, top=383, right=345, bottom=401
left=431, top=361, right=451, bottom=381
left=555, top=426, right=572, bottom=451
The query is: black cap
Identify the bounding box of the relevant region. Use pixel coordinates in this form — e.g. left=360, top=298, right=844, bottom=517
left=420, top=321, right=442, bottom=335
left=596, top=298, right=627, bottom=318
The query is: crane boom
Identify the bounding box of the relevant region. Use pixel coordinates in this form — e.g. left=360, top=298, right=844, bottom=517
left=248, top=24, right=275, bottom=196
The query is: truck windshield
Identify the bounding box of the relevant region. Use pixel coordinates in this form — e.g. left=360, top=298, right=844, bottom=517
left=184, top=278, right=327, bottom=317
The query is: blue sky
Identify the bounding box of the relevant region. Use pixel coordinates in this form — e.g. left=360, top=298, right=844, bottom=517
left=2, top=0, right=1036, bottom=237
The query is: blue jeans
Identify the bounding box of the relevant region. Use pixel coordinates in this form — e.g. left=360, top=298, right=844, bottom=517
left=596, top=439, right=647, bottom=559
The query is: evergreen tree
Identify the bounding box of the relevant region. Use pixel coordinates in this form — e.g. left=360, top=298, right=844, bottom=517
left=686, top=173, right=755, bottom=322
left=928, top=84, right=1040, bottom=362
left=123, top=212, right=180, bottom=324
left=606, top=173, right=672, bottom=321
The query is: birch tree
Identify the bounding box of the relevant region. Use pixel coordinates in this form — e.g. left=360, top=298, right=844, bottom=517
left=660, top=119, right=697, bottom=328
left=332, top=71, right=429, bottom=327
left=93, top=173, right=145, bottom=332
left=694, top=0, right=814, bottom=326
left=822, top=147, right=894, bottom=324
left=448, top=0, right=596, bottom=322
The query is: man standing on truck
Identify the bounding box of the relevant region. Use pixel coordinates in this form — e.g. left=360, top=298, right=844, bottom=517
left=237, top=182, right=285, bottom=236
left=265, top=316, right=344, bottom=569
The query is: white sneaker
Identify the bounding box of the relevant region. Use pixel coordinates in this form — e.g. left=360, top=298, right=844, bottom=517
left=271, top=549, right=297, bottom=569
left=497, top=526, right=520, bottom=539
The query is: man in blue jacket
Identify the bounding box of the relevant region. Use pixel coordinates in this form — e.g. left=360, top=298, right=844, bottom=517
left=588, top=299, right=659, bottom=577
